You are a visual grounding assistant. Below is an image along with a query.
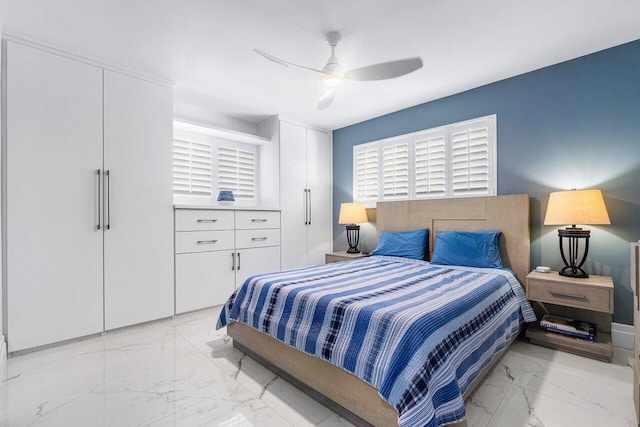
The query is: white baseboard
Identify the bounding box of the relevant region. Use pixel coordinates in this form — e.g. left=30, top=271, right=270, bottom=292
left=612, top=322, right=634, bottom=350
left=0, top=334, right=6, bottom=378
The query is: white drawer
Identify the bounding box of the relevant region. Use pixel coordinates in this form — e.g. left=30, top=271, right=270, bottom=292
left=235, top=210, right=280, bottom=230
left=175, top=209, right=234, bottom=231
left=235, top=228, right=280, bottom=249
left=175, top=230, right=234, bottom=254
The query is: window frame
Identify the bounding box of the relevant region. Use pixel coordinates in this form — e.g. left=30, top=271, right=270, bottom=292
left=352, top=115, right=496, bottom=207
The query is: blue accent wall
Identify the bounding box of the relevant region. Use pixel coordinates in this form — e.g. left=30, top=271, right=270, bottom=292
left=333, top=39, right=640, bottom=325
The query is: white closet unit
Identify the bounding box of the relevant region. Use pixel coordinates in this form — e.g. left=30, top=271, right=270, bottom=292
left=174, top=208, right=280, bottom=314
left=5, top=40, right=173, bottom=352
left=278, top=120, right=332, bottom=270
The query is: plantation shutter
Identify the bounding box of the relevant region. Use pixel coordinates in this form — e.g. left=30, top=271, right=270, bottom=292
left=382, top=137, right=409, bottom=199
left=172, top=139, right=212, bottom=195
left=414, top=130, right=446, bottom=198
left=218, top=146, right=256, bottom=199
left=451, top=120, right=492, bottom=196
left=354, top=146, right=379, bottom=201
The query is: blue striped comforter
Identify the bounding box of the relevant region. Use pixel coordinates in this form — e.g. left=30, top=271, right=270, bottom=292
left=217, top=256, right=536, bottom=427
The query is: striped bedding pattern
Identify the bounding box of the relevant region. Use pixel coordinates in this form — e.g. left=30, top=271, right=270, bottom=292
left=217, top=256, right=536, bottom=427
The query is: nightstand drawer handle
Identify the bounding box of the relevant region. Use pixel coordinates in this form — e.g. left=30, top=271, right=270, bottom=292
left=550, top=291, right=586, bottom=300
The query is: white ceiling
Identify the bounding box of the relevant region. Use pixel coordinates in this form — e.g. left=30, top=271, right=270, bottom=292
left=1, top=0, right=640, bottom=131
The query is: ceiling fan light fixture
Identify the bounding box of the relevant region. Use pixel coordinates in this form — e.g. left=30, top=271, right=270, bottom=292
left=323, top=74, right=343, bottom=88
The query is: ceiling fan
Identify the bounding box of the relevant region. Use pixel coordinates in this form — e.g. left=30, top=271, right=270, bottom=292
left=254, top=31, right=423, bottom=110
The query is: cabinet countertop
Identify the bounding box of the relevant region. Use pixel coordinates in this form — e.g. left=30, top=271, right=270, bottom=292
left=174, top=204, right=281, bottom=211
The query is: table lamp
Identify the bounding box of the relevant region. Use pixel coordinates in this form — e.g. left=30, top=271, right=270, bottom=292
left=544, top=189, right=610, bottom=278
left=338, top=203, right=368, bottom=254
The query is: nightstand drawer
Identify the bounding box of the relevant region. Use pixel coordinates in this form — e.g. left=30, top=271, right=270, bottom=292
left=527, top=278, right=612, bottom=313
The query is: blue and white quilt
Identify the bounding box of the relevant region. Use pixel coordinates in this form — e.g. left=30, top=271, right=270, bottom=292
left=217, top=256, right=536, bottom=427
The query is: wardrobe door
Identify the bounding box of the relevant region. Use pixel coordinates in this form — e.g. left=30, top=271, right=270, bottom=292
left=103, top=71, right=173, bottom=330
left=279, top=121, right=308, bottom=270
left=6, top=42, right=104, bottom=352
left=305, top=129, right=332, bottom=266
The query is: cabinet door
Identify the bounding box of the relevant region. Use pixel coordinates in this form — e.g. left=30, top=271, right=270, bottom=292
left=235, top=246, right=281, bottom=289
left=279, top=122, right=308, bottom=269
left=176, top=251, right=236, bottom=313
left=103, top=71, right=174, bottom=330
left=6, top=42, right=104, bottom=352
left=306, top=129, right=332, bottom=266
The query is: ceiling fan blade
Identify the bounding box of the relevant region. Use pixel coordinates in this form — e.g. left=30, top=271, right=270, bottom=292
left=318, top=88, right=336, bottom=110
left=344, top=57, right=423, bottom=81
left=253, top=48, right=326, bottom=75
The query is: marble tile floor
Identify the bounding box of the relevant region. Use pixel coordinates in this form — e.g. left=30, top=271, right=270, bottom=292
left=0, top=307, right=635, bottom=427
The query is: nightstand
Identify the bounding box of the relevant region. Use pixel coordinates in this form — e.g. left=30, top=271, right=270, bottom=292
left=325, top=251, right=369, bottom=264
left=525, top=270, right=614, bottom=362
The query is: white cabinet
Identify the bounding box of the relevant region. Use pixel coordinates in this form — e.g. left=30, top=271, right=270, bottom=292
left=175, top=209, right=281, bottom=314
left=278, top=121, right=332, bottom=269
left=5, top=40, right=173, bottom=352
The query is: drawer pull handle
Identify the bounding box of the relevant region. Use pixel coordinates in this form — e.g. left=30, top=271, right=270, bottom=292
left=197, top=240, right=218, bottom=244
left=549, top=291, right=587, bottom=300
left=252, top=237, right=268, bottom=241
left=251, top=219, right=268, bottom=222
left=197, top=219, right=218, bottom=223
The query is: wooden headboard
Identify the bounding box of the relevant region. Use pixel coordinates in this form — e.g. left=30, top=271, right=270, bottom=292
left=376, top=194, right=530, bottom=285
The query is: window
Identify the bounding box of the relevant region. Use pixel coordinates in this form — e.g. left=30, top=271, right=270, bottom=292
left=354, top=146, right=379, bottom=202
left=414, top=129, right=446, bottom=198
left=217, top=146, right=256, bottom=200
left=172, top=139, right=212, bottom=196
left=381, top=137, right=410, bottom=200
left=172, top=122, right=259, bottom=204
left=353, top=115, right=496, bottom=205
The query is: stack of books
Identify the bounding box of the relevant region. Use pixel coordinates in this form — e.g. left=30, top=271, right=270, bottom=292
left=539, top=314, right=596, bottom=341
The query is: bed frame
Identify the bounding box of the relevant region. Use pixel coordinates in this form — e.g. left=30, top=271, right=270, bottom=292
left=227, top=194, right=530, bottom=426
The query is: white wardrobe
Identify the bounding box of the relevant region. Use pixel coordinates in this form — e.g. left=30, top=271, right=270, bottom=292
left=268, top=119, right=332, bottom=270
left=5, top=40, right=174, bottom=352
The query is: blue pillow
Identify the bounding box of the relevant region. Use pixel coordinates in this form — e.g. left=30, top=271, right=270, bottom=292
left=431, top=230, right=503, bottom=268
left=371, top=229, right=429, bottom=260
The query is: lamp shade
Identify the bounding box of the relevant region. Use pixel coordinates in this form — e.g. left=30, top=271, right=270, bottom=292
left=544, top=189, right=610, bottom=226
left=338, top=203, right=368, bottom=225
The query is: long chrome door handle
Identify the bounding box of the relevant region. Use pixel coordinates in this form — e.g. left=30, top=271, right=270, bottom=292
left=303, top=189, right=308, bottom=225
left=105, top=170, right=111, bottom=230
left=237, top=252, right=241, bottom=271
left=96, top=169, right=101, bottom=230
left=308, top=188, right=311, bottom=225
left=231, top=252, right=235, bottom=271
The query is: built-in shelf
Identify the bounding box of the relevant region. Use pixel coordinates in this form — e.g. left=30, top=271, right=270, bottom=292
left=526, top=325, right=613, bottom=362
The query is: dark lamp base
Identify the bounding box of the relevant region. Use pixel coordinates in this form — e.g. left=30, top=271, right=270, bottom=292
left=557, top=228, right=591, bottom=279
left=345, top=224, right=361, bottom=254
left=559, top=266, right=588, bottom=278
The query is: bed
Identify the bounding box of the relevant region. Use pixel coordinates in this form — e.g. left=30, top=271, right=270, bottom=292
left=217, top=194, right=534, bottom=427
